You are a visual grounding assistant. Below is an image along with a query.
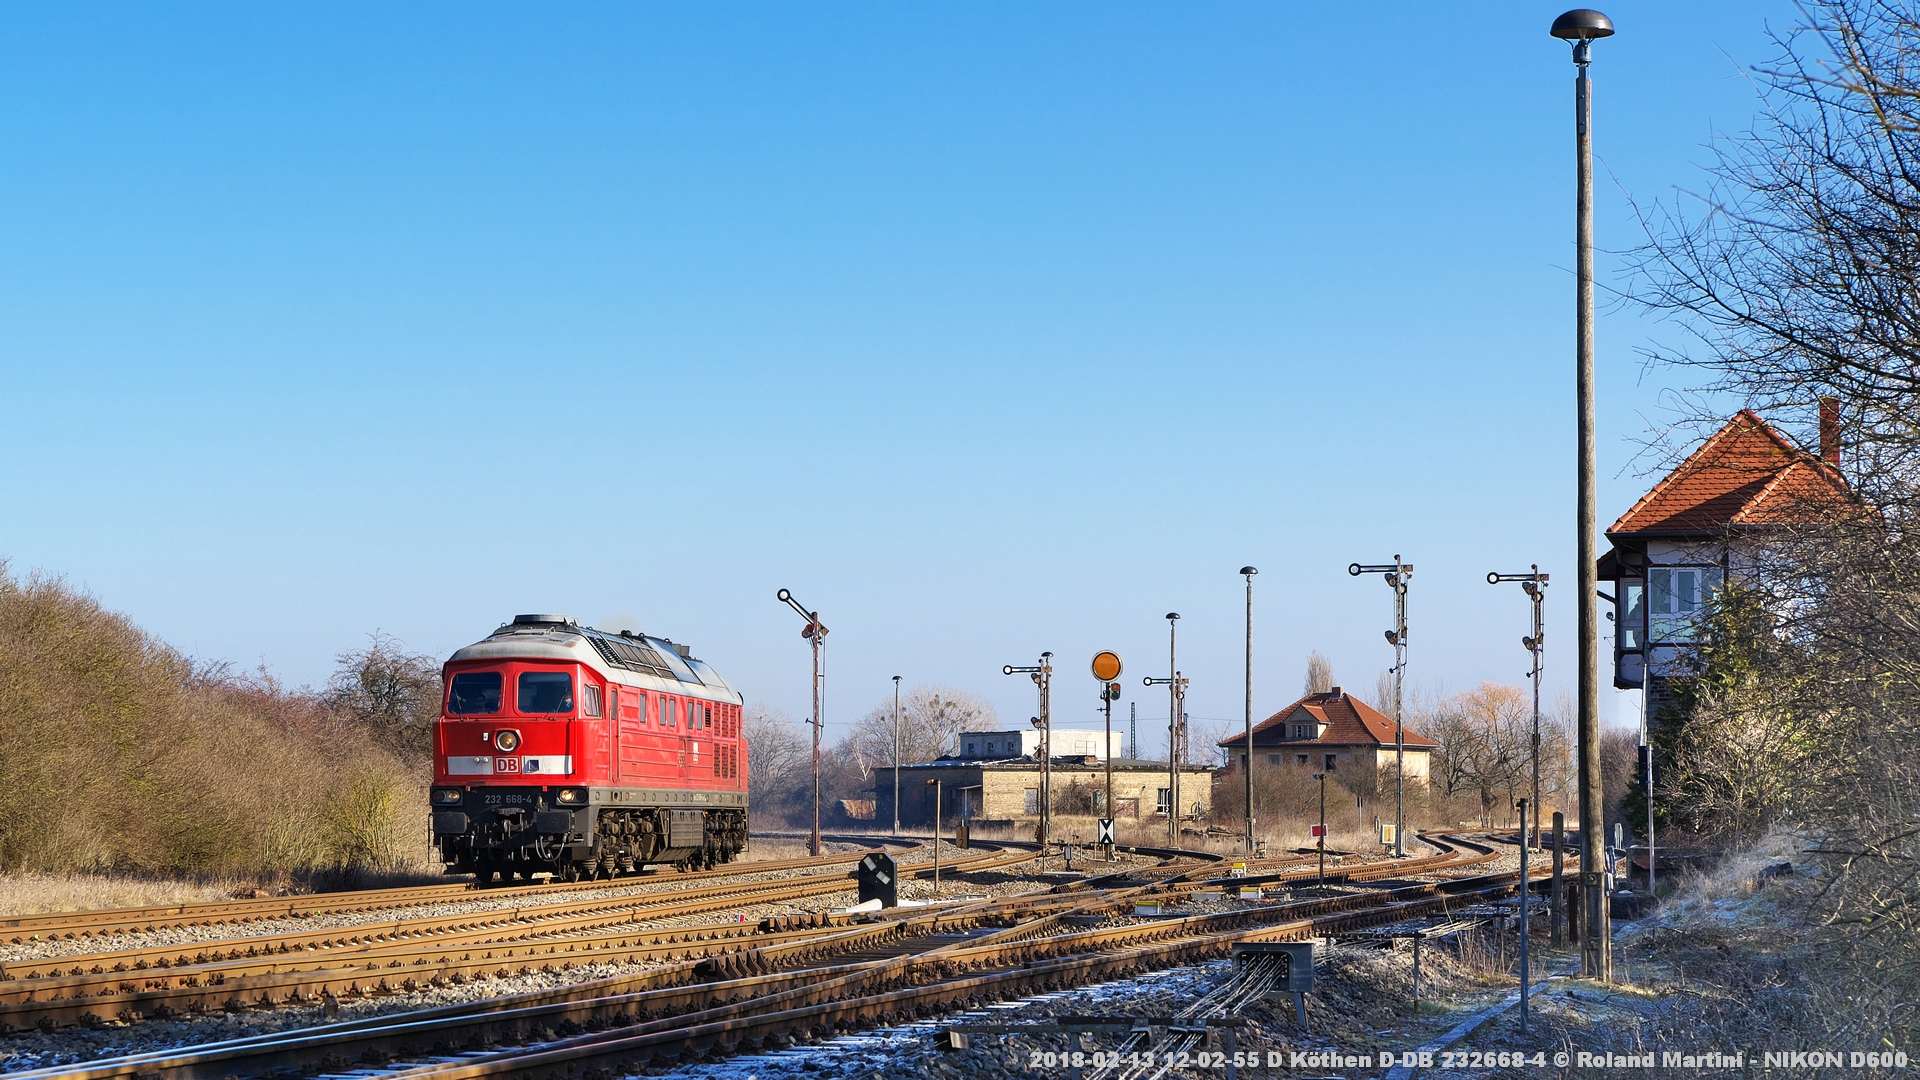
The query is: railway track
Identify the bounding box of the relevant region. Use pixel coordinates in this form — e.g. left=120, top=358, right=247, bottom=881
left=0, top=835, right=916, bottom=945
left=0, top=841, right=1039, bottom=1032
left=12, top=833, right=1549, bottom=1080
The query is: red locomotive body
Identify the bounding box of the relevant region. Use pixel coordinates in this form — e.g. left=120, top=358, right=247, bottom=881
left=430, top=614, right=747, bottom=882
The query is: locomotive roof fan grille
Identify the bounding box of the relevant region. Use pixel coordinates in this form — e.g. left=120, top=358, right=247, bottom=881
left=583, top=629, right=677, bottom=679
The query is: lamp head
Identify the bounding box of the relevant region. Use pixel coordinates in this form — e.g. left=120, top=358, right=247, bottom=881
left=1166, top=612, right=1180, bottom=622
left=1240, top=566, right=1258, bottom=576
left=776, top=588, right=792, bottom=602
left=1003, top=665, right=1016, bottom=676
left=893, top=675, right=902, bottom=684
left=1550, top=9, right=1614, bottom=39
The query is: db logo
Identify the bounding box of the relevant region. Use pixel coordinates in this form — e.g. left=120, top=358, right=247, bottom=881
left=495, top=756, right=521, bottom=774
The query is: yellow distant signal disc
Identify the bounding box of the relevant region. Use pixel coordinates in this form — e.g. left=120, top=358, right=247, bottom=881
left=1091, top=650, right=1123, bottom=681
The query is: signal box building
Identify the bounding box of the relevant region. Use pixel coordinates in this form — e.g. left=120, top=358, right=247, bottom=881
left=1599, top=406, right=1853, bottom=710
left=1215, top=687, right=1434, bottom=785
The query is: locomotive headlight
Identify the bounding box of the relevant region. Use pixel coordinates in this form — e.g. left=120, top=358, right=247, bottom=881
left=556, top=788, right=585, bottom=804
left=432, top=788, right=463, bottom=805
left=493, top=730, right=521, bottom=752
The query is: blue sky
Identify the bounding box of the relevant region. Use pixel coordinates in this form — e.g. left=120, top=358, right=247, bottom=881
left=0, top=3, right=1804, bottom=751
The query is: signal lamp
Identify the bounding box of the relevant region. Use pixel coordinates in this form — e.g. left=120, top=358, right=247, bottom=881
left=494, top=729, right=522, bottom=752
left=556, top=788, right=585, bottom=804
left=432, top=789, right=463, bottom=805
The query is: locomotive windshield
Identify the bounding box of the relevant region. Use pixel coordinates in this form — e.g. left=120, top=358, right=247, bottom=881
left=447, top=671, right=502, bottom=715
left=518, top=671, right=574, bottom=713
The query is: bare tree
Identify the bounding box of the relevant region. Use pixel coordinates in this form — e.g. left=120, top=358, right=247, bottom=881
left=325, top=633, right=440, bottom=757
left=1626, top=2, right=1920, bottom=1044
left=1303, top=651, right=1335, bottom=695
left=845, top=685, right=994, bottom=773
left=743, top=703, right=808, bottom=825
left=1368, top=671, right=1395, bottom=716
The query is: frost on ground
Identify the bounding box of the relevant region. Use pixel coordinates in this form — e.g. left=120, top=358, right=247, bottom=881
left=639, top=932, right=1536, bottom=1080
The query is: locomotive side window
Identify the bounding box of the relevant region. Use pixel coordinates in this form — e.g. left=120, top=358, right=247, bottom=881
left=582, top=684, right=603, bottom=718
left=664, top=698, right=678, bottom=728
left=448, top=672, right=503, bottom=715
left=518, top=671, right=574, bottom=713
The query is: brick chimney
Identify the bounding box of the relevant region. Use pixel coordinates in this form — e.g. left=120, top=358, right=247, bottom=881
left=1819, top=397, right=1842, bottom=466
left=1329, top=685, right=1343, bottom=699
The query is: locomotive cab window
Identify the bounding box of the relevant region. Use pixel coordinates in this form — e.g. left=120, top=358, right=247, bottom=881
left=448, top=672, right=503, bottom=715
left=582, top=684, right=603, bottom=718
left=518, top=671, right=574, bottom=713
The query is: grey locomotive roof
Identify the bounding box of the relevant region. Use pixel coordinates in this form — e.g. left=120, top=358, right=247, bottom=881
left=446, top=615, right=741, bottom=704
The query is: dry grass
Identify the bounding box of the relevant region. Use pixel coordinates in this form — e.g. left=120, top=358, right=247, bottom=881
left=0, top=872, right=238, bottom=915
left=737, top=838, right=814, bottom=862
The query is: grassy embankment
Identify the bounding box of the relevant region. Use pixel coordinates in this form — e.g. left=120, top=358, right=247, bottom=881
left=0, top=565, right=435, bottom=910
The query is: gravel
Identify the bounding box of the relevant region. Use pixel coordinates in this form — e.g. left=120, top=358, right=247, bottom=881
left=0, top=837, right=1518, bottom=1074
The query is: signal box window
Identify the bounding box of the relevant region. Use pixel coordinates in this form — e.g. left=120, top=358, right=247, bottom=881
left=1649, top=566, right=1723, bottom=644
left=582, top=685, right=603, bottom=718
left=1619, top=581, right=1646, bottom=650
left=518, top=672, right=574, bottom=713
left=448, top=672, right=502, bottom=715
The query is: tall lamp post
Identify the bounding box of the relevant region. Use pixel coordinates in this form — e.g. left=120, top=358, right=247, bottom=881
left=1142, top=613, right=1185, bottom=845
left=776, top=588, right=827, bottom=857
left=1551, top=5, right=1616, bottom=983
left=892, top=675, right=903, bottom=836
left=1349, top=558, right=1411, bottom=857
left=1240, top=567, right=1258, bottom=855
left=1488, top=567, right=1549, bottom=848
left=1002, top=654, right=1054, bottom=845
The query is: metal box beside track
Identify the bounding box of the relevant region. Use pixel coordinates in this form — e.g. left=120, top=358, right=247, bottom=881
left=1232, top=940, right=1315, bottom=994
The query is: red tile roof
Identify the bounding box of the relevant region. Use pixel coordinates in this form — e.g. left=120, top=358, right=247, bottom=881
left=1609, top=410, right=1851, bottom=536
left=1218, top=690, right=1435, bottom=750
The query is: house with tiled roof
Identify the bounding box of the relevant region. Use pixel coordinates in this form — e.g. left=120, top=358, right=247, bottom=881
left=1216, top=686, right=1434, bottom=786
left=1600, top=404, right=1853, bottom=698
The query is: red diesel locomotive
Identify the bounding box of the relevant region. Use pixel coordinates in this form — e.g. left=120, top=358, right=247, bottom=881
left=430, top=614, right=747, bottom=882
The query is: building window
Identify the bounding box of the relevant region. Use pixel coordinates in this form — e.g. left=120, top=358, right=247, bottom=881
left=1291, top=724, right=1307, bottom=740
left=1093, top=790, right=1107, bottom=813
left=1324, top=753, right=1337, bottom=771
left=965, top=741, right=976, bottom=755
left=1619, top=580, right=1646, bottom=650
left=1024, top=788, right=1040, bottom=814
left=1156, top=788, right=1171, bottom=815
left=1296, top=754, right=1308, bottom=766
left=1649, top=566, right=1724, bottom=643
left=1267, top=754, right=1281, bottom=764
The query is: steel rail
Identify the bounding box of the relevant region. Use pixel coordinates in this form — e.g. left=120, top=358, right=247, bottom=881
left=0, top=847, right=1042, bottom=1032
left=370, top=871, right=1535, bottom=1078
left=0, top=836, right=920, bottom=943
left=27, top=839, right=1514, bottom=1080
